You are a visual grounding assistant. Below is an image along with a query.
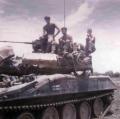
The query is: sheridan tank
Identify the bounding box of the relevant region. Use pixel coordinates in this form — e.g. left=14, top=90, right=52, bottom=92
left=0, top=40, right=117, bottom=119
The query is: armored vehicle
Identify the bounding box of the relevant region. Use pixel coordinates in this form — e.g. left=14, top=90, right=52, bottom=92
left=0, top=40, right=116, bottom=119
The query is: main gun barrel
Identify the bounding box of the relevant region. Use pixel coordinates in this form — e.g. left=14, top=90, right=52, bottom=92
left=0, top=40, right=32, bottom=44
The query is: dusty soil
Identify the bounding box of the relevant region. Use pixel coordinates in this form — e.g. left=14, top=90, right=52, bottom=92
left=104, top=78, right=120, bottom=119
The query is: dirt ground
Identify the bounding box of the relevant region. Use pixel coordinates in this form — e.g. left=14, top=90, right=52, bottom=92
left=104, top=78, right=120, bottom=119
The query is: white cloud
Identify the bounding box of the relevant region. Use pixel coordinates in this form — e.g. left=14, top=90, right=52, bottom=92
left=0, top=0, right=10, bottom=12
left=0, top=0, right=8, bottom=4
left=92, top=28, right=120, bottom=73
left=65, top=1, right=94, bottom=27
left=0, top=10, right=4, bottom=14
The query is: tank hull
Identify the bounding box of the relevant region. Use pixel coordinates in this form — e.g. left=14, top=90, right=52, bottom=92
left=0, top=75, right=116, bottom=108
left=0, top=74, right=116, bottom=119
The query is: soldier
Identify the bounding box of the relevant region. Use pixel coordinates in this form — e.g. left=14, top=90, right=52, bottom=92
left=58, top=27, right=73, bottom=54
left=85, top=28, right=96, bottom=56
left=43, top=16, right=60, bottom=53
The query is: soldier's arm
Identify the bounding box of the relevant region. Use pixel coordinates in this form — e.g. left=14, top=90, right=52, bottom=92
left=54, top=25, right=60, bottom=37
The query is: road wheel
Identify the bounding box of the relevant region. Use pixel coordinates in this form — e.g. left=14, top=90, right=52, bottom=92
left=17, top=112, right=35, bottom=119
left=62, top=103, right=76, bottom=119
left=41, top=107, right=59, bottom=119
left=79, top=101, right=91, bottom=119
left=93, top=98, right=104, bottom=117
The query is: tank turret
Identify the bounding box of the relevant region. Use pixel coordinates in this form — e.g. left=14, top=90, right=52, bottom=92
left=0, top=39, right=93, bottom=75
left=0, top=49, right=92, bottom=75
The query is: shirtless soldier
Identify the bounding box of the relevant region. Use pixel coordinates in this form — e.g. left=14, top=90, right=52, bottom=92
left=43, top=16, right=60, bottom=53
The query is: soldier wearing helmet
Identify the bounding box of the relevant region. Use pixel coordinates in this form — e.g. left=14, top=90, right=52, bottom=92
left=85, top=28, right=96, bottom=56
left=43, top=16, right=60, bottom=53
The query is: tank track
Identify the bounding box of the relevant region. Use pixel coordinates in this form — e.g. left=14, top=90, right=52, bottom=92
left=0, top=92, right=113, bottom=111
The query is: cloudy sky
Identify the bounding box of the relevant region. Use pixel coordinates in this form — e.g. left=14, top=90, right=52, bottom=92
left=0, top=0, right=120, bottom=73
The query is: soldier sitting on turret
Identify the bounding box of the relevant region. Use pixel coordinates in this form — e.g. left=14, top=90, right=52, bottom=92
left=85, top=28, right=96, bottom=56
left=58, top=27, right=73, bottom=55
left=43, top=16, right=60, bottom=53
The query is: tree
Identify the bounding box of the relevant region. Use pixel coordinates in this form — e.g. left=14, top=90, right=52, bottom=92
left=105, top=71, right=114, bottom=77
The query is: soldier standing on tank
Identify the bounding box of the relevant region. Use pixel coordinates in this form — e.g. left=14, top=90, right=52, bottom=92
left=85, top=28, right=96, bottom=56
left=43, top=16, right=60, bottom=53
left=58, top=27, right=73, bottom=54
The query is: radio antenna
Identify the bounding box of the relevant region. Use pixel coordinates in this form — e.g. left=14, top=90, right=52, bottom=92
left=64, top=0, right=66, bottom=27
